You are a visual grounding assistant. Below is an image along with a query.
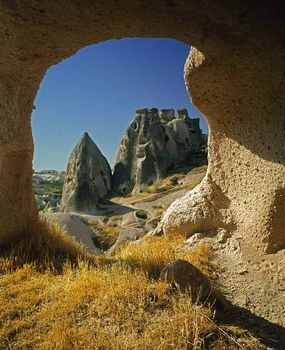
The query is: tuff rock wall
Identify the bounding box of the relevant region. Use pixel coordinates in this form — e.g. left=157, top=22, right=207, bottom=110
left=0, top=1, right=284, bottom=253
left=112, top=108, right=206, bottom=194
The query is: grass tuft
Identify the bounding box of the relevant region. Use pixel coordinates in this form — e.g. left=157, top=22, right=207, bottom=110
left=117, top=236, right=214, bottom=279
left=0, top=217, right=95, bottom=274
left=85, top=220, right=122, bottom=250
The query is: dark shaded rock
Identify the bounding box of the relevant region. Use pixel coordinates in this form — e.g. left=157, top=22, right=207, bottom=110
left=60, top=132, right=111, bottom=214
left=112, top=162, right=131, bottom=194
left=160, top=259, right=212, bottom=302
left=160, top=109, right=175, bottom=123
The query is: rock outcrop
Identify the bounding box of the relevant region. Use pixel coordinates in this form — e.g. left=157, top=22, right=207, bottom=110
left=160, top=259, right=212, bottom=301
left=60, top=132, right=111, bottom=214
left=161, top=42, right=285, bottom=254
left=160, top=259, right=228, bottom=310
left=44, top=213, right=101, bottom=255
left=112, top=108, right=206, bottom=194
left=169, top=108, right=206, bottom=154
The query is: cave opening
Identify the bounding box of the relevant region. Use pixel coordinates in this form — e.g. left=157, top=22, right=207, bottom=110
left=32, top=38, right=208, bottom=217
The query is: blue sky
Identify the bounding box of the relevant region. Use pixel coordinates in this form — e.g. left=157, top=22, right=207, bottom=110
left=32, top=38, right=207, bottom=171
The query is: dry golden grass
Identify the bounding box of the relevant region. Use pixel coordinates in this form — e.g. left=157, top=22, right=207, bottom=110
left=0, top=218, right=95, bottom=274
left=117, top=237, right=215, bottom=279
left=145, top=173, right=185, bottom=193
left=111, top=165, right=207, bottom=206
left=0, top=264, right=215, bottom=350
left=87, top=220, right=122, bottom=250
left=0, top=218, right=265, bottom=350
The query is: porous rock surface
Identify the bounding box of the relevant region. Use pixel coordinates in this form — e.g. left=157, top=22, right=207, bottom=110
left=112, top=108, right=206, bottom=194
left=162, top=42, right=285, bottom=254
left=60, top=132, right=111, bottom=214
left=0, top=0, right=284, bottom=329
left=0, top=1, right=283, bottom=254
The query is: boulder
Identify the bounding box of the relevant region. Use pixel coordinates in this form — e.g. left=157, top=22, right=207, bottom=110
left=60, top=132, right=112, bottom=214
left=44, top=212, right=101, bottom=255
left=121, top=210, right=148, bottom=227
left=160, top=259, right=212, bottom=302
left=160, top=259, right=230, bottom=310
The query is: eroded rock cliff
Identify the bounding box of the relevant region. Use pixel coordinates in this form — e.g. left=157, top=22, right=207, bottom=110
left=112, top=108, right=206, bottom=194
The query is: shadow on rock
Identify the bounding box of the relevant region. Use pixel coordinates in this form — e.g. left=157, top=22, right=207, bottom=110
left=217, top=304, right=285, bottom=350
left=96, top=200, right=135, bottom=216
left=160, top=259, right=285, bottom=349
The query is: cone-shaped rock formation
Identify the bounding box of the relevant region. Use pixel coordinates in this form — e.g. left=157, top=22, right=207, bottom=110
left=60, top=132, right=111, bottom=214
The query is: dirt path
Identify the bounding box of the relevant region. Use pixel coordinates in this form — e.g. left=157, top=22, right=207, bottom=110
left=201, top=233, right=285, bottom=349
left=216, top=235, right=285, bottom=322
left=134, top=188, right=189, bottom=213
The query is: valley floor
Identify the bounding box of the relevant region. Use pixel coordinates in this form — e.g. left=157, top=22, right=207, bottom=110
left=1, top=165, right=284, bottom=349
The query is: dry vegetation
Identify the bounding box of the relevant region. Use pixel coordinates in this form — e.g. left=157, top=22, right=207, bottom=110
left=85, top=219, right=122, bottom=251
left=0, top=218, right=265, bottom=350
left=145, top=173, right=186, bottom=194
left=117, top=237, right=215, bottom=280
left=0, top=218, right=95, bottom=273
left=111, top=165, right=207, bottom=206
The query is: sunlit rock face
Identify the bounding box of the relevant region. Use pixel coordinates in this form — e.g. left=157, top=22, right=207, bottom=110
left=168, top=108, right=206, bottom=155
left=159, top=109, right=175, bottom=123
left=162, top=45, right=285, bottom=254
left=0, top=1, right=283, bottom=254
left=112, top=108, right=206, bottom=194
left=60, top=132, right=111, bottom=214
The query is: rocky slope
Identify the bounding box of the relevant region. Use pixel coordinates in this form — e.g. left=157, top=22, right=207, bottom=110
left=112, top=108, right=207, bottom=195
left=47, top=165, right=207, bottom=254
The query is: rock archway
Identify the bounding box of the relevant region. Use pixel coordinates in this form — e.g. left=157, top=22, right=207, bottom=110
left=0, top=1, right=284, bottom=254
